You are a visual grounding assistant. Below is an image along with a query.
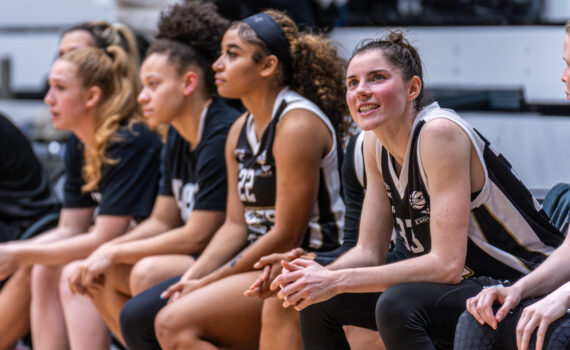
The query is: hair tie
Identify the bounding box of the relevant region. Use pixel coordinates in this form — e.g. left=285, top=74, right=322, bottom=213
left=242, top=13, right=291, bottom=75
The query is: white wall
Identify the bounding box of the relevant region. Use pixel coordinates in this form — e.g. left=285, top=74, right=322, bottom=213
left=330, top=26, right=568, bottom=105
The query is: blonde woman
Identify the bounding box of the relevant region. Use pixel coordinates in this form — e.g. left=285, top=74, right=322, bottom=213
left=0, top=46, right=161, bottom=349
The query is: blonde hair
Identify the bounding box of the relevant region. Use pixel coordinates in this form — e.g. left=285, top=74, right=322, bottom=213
left=59, top=46, right=144, bottom=192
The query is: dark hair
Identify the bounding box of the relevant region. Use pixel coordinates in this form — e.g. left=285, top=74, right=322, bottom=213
left=566, top=20, right=570, bottom=34
left=349, top=31, right=425, bottom=111
left=62, top=20, right=139, bottom=66
left=231, top=10, right=351, bottom=140
left=150, top=0, right=229, bottom=94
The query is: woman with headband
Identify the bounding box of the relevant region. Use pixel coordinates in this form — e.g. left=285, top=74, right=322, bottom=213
left=119, top=9, right=349, bottom=350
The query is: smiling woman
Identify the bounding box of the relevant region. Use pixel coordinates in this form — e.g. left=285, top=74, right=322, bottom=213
left=269, top=31, right=564, bottom=350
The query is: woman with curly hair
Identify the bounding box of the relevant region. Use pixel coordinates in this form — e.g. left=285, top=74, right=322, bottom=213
left=118, top=9, right=349, bottom=350
left=65, top=1, right=240, bottom=347
left=0, top=45, right=161, bottom=350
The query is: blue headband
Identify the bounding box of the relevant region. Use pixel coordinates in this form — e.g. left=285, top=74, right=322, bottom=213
left=242, top=13, right=292, bottom=75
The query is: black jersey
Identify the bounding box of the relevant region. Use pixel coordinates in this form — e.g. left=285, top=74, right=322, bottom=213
left=158, top=98, right=239, bottom=222
left=0, top=114, right=60, bottom=237
left=64, top=122, right=162, bottom=220
left=379, top=102, right=563, bottom=281
left=234, top=88, right=344, bottom=251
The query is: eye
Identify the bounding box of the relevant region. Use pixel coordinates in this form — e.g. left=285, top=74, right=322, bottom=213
left=371, top=73, right=385, bottom=81
left=346, top=78, right=358, bottom=89
left=227, top=50, right=237, bottom=59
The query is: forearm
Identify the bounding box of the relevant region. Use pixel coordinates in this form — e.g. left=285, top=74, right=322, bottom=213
left=11, top=232, right=106, bottom=266
left=183, top=222, right=248, bottom=280
left=326, top=243, right=386, bottom=271
left=109, top=226, right=209, bottom=265
left=203, top=228, right=299, bottom=285
left=511, top=242, right=570, bottom=299
left=331, top=253, right=461, bottom=294
left=106, top=217, right=173, bottom=247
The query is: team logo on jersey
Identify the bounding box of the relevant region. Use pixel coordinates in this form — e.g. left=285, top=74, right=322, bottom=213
left=256, top=150, right=267, bottom=165
left=260, top=164, right=273, bottom=176
left=409, top=191, right=426, bottom=210
left=234, top=148, right=247, bottom=162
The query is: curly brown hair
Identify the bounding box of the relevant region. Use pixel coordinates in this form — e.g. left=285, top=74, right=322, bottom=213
left=232, top=10, right=351, bottom=141
left=349, top=31, right=426, bottom=111
left=151, top=0, right=229, bottom=95
left=60, top=46, right=143, bottom=192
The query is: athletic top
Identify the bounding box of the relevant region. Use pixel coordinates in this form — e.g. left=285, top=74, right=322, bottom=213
left=0, top=114, right=60, bottom=231
left=158, top=98, right=239, bottom=222
left=64, top=122, right=162, bottom=220
left=234, top=87, right=344, bottom=251
left=377, top=102, right=563, bottom=281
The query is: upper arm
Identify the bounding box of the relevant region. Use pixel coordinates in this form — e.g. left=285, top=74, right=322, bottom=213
left=272, top=109, right=331, bottom=246
left=353, top=131, right=393, bottom=264
left=419, top=119, right=474, bottom=274
left=58, top=207, right=95, bottom=234
left=148, top=195, right=184, bottom=228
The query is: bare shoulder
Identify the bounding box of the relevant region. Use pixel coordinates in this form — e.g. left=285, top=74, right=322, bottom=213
left=420, top=117, right=471, bottom=147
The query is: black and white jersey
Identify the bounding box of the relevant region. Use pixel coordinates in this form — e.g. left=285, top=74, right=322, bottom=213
left=64, top=122, right=162, bottom=220
left=234, top=87, right=344, bottom=251
left=378, top=102, right=563, bottom=281
left=158, top=98, right=239, bottom=222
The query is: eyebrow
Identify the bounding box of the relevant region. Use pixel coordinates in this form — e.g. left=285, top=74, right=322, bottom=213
left=346, top=69, right=388, bottom=80
left=226, top=43, right=242, bottom=50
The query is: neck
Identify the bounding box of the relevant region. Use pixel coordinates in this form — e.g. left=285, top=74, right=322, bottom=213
left=171, top=94, right=212, bottom=148
left=373, top=105, right=419, bottom=167
left=240, top=83, right=284, bottom=140
left=74, top=111, right=98, bottom=147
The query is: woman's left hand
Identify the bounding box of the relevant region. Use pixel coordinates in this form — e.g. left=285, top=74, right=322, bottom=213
left=516, top=287, right=570, bottom=350
left=162, top=278, right=205, bottom=304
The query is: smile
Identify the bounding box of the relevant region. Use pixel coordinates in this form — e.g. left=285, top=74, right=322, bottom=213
left=359, top=104, right=379, bottom=113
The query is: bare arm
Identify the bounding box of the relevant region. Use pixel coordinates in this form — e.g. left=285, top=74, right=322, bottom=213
left=274, top=120, right=477, bottom=308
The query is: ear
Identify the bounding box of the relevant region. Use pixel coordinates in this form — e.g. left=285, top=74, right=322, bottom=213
left=182, top=70, right=199, bottom=97
left=407, top=76, right=422, bottom=102
left=259, top=55, right=279, bottom=78
left=85, top=86, right=102, bottom=109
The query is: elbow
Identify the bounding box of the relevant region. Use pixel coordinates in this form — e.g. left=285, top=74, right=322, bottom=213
left=433, top=259, right=464, bottom=284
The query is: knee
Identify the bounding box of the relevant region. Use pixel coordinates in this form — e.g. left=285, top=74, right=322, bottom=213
left=262, top=296, right=298, bottom=330
left=130, top=257, right=163, bottom=295
left=31, top=264, right=60, bottom=290
left=58, top=260, right=81, bottom=300
left=375, top=283, right=420, bottom=333
left=155, top=305, right=197, bottom=349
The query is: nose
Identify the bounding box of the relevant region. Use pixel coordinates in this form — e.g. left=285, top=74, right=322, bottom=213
left=212, top=55, right=223, bottom=72
left=44, top=87, right=54, bottom=105
left=562, top=66, right=569, bottom=83
left=355, top=81, right=371, bottom=98
left=137, top=89, right=149, bottom=104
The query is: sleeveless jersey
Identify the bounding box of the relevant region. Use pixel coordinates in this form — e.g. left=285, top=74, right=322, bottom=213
left=234, top=88, right=344, bottom=251
left=378, top=102, right=563, bottom=281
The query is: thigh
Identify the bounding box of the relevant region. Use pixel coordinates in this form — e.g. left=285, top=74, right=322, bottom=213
left=157, top=271, right=263, bottom=349
left=129, top=255, right=195, bottom=295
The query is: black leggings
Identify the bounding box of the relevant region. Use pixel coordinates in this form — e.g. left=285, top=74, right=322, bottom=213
left=300, top=279, right=486, bottom=350
left=119, top=276, right=180, bottom=350
left=454, top=298, right=570, bottom=350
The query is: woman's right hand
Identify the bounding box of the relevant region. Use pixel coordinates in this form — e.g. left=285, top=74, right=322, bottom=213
left=465, top=285, right=522, bottom=329
left=78, top=245, right=114, bottom=289
left=244, top=248, right=307, bottom=299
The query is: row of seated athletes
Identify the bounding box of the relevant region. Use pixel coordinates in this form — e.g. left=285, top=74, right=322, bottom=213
left=2, top=3, right=570, bottom=350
